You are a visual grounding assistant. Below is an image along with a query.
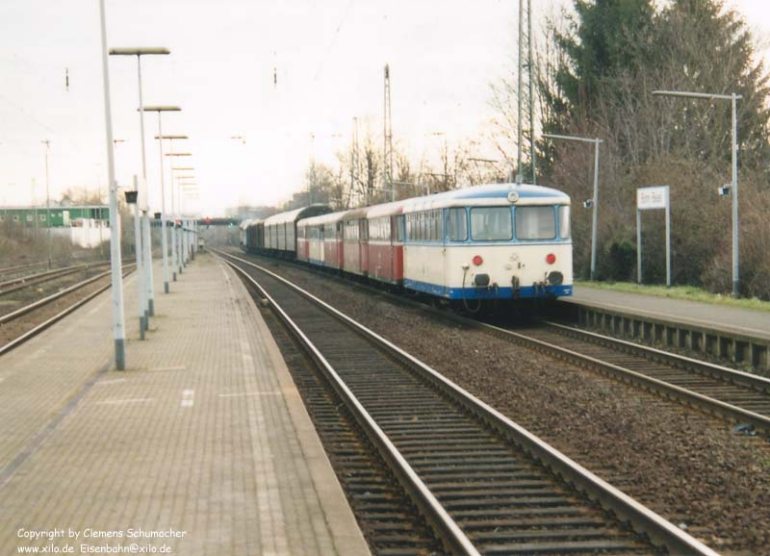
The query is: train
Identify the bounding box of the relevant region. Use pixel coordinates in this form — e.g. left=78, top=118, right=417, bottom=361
left=240, top=183, right=573, bottom=308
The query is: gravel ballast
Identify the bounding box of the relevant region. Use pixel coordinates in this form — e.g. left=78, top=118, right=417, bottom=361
left=241, top=255, right=770, bottom=555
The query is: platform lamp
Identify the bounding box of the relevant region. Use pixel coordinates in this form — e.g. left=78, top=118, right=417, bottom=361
left=109, top=46, right=170, bottom=322
left=97, top=1, right=131, bottom=369
left=177, top=178, right=197, bottom=263
left=652, top=89, right=742, bottom=297
left=142, top=106, right=180, bottom=294
left=173, top=170, right=197, bottom=257
left=179, top=184, right=198, bottom=258
left=542, top=133, right=603, bottom=281
left=166, top=152, right=192, bottom=269
left=157, top=136, right=189, bottom=281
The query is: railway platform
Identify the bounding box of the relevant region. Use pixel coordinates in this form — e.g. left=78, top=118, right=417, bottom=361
left=0, top=254, right=369, bottom=556
left=565, top=285, right=770, bottom=371
left=570, top=285, right=770, bottom=340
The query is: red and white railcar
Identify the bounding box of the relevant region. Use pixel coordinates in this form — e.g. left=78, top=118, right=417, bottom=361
left=341, top=208, right=369, bottom=277
left=297, top=211, right=346, bottom=269
left=365, top=201, right=405, bottom=285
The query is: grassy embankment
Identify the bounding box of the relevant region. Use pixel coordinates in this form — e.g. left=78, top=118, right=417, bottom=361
left=576, top=280, right=770, bottom=313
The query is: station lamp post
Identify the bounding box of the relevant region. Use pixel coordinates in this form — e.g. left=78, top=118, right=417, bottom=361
left=41, top=140, right=53, bottom=269
left=542, top=133, right=603, bottom=281
left=166, top=152, right=192, bottom=270
left=159, top=137, right=189, bottom=280
left=652, top=89, right=742, bottom=297
left=109, top=46, right=170, bottom=321
left=143, top=106, right=180, bottom=294
left=177, top=178, right=196, bottom=263
left=97, top=0, right=127, bottom=369
left=179, top=182, right=199, bottom=258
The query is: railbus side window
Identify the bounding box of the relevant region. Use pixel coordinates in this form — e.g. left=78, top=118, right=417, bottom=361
left=446, top=207, right=468, bottom=242
left=516, top=206, right=556, bottom=240
left=559, top=206, right=571, bottom=239
left=395, top=215, right=405, bottom=242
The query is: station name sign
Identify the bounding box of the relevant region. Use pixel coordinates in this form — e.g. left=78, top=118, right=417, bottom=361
left=637, top=185, right=669, bottom=210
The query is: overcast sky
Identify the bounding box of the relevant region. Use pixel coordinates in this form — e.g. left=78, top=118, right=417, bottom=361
left=0, top=0, right=766, bottom=216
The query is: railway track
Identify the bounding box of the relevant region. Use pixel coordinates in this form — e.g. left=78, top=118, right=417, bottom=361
left=477, top=320, right=770, bottom=436
left=259, top=296, right=444, bottom=555
left=0, top=261, right=49, bottom=282
left=0, top=263, right=106, bottom=296
left=217, top=250, right=716, bottom=556
left=229, top=248, right=770, bottom=438
left=0, top=266, right=133, bottom=356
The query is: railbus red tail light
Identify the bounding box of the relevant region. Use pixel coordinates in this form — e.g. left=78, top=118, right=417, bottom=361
left=472, top=255, right=484, bottom=266
left=546, top=253, right=556, bottom=265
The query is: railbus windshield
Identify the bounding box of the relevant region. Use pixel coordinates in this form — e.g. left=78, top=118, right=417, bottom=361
left=515, top=206, right=556, bottom=240
left=470, top=207, right=512, bottom=241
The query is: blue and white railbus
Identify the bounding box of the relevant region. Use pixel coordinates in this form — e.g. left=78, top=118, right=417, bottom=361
left=401, top=183, right=572, bottom=302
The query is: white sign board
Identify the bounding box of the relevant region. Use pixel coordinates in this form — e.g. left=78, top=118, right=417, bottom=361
left=637, top=185, right=669, bottom=210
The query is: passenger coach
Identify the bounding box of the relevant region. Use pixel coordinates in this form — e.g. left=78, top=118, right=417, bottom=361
left=297, top=211, right=345, bottom=269
left=365, top=201, right=404, bottom=285
left=263, top=204, right=331, bottom=257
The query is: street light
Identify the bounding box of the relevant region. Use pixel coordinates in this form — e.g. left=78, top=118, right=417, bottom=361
left=143, top=106, right=180, bottom=295
left=41, top=140, right=52, bottom=269
left=171, top=168, right=195, bottom=268
left=166, top=152, right=192, bottom=269
left=97, top=0, right=127, bottom=370
left=176, top=175, right=197, bottom=263
left=652, top=89, right=742, bottom=297
left=543, top=133, right=603, bottom=281
left=178, top=183, right=198, bottom=255
left=109, top=46, right=170, bottom=323
left=157, top=135, right=188, bottom=281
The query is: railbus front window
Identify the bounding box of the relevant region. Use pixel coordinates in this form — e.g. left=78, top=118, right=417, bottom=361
left=516, top=206, right=557, bottom=240
left=470, top=207, right=512, bottom=241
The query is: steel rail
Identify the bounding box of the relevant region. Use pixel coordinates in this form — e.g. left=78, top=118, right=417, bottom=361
left=0, top=268, right=134, bottom=356
left=224, top=258, right=479, bottom=556
left=0, top=261, right=48, bottom=278
left=479, top=321, right=770, bottom=435
left=0, top=264, right=92, bottom=294
left=0, top=270, right=112, bottom=324
left=217, top=249, right=718, bottom=556
left=544, top=320, right=770, bottom=393
left=228, top=248, right=770, bottom=434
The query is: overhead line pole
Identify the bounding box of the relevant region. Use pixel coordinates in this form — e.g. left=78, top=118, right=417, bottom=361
left=516, top=0, right=523, bottom=184
left=528, top=0, right=535, bottom=183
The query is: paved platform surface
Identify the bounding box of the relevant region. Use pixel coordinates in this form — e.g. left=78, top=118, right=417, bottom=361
left=569, top=286, right=770, bottom=340
left=0, top=253, right=369, bottom=556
